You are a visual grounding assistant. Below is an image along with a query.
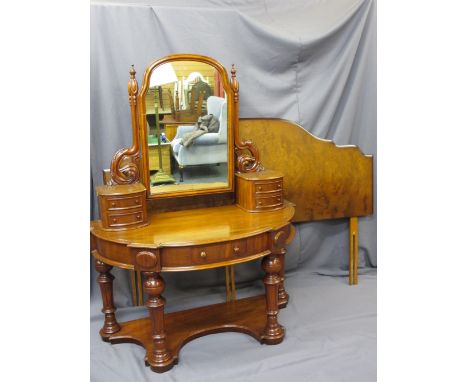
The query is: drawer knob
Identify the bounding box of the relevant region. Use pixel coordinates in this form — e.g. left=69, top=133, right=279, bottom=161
left=136, top=215, right=141, bottom=220
left=233, top=247, right=240, bottom=255
left=111, top=202, right=116, bottom=207
left=200, top=251, right=207, bottom=258
left=277, top=184, right=281, bottom=189
left=135, top=199, right=139, bottom=204
left=258, top=201, right=263, bottom=205
left=258, top=186, right=262, bottom=191
left=277, top=198, right=281, bottom=202
left=112, top=218, right=117, bottom=223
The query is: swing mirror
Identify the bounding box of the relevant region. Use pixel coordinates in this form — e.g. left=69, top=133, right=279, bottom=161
left=139, top=55, right=235, bottom=198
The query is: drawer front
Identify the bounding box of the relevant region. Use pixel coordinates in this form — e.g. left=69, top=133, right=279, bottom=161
left=255, top=192, right=283, bottom=209
left=161, top=234, right=269, bottom=269
left=107, top=210, right=144, bottom=228
left=104, top=194, right=143, bottom=210
left=190, top=241, right=240, bottom=265
left=255, top=180, right=282, bottom=194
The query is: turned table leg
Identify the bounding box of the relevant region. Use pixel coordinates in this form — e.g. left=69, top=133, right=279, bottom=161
left=143, top=272, right=174, bottom=373
left=95, top=259, right=121, bottom=339
left=261, top=254, right=284, bottom=344
left=277, top=252, right=289, bottom=308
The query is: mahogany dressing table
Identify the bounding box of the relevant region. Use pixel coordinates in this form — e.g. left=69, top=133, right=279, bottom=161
left=91, top=54, right=295, bottom=373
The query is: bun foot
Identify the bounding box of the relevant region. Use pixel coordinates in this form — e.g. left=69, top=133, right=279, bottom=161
left=146, top=355, right=175, bottom=373
left=262, top=325, right=285, bottom=345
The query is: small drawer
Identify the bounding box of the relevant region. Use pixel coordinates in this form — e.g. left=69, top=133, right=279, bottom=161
left=255, top=180, right=282, bottom=194
left=189, top=239, right=249, bottom=265
left=191, top=242, right=229, bottom=265
left=107, top=210, right=144, bottom=228
left=256, top=192, right=283, bottom=209
left=160, top=234, right=269, bottom=269
left=230, top=239, right=247, bottom=257
left=105, top=195, right=143, bottom=210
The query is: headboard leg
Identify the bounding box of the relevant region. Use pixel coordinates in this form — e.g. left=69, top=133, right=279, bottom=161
left=349, top=217, right=359, bottom=285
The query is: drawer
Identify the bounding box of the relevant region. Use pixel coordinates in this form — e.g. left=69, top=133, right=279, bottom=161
left=191, top=241, right=243, bottom=265
left=255, top=192, right=283, bottom=209
left=255, top=180, right=282, bottom=194
left=105, top=195, right=143, bottom=210
left=161, top=236, right=272, bottom=269
left=107, top=210, right=144, bottom=228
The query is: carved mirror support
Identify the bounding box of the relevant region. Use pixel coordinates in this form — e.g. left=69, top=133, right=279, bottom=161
left=110, top=66, right=142, bottom=185
left=229, top=64, right=262, bottom=173
left=109, top=55, right=262, bottom=199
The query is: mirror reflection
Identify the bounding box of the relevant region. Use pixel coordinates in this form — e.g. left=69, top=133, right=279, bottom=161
left=146, top=60, right=228, bottom=195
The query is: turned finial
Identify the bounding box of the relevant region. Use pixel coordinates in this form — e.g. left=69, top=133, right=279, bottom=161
left=129, top=64, right=136, bottom=79
left=230, top=64, right=239, bottom=99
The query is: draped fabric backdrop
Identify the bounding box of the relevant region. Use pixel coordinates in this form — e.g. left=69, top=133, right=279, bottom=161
left=91, top=1, right=376, bottom=380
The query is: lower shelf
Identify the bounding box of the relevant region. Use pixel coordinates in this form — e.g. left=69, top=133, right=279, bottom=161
left=106, top=294, right=284, bottom=372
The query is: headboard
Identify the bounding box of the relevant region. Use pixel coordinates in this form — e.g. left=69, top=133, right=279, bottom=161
left=239, top=118, right=374, bottom=284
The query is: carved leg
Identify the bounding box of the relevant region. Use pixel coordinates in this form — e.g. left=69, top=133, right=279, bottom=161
left=261, top=254, right=284, bottom=344
left=143, top=272, right=174, bottom=373
left=277, top=252, right=289, bottom=308
left=95, top=259, right=121, bottom=339
left=179, top=165, right=184, bottom=182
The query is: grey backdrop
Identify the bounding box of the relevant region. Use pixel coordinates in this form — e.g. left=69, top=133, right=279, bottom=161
left=90, top=1, right=376, bottom=380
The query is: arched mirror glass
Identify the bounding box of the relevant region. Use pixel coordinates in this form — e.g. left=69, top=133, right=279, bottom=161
left=143, top=59, right=232, bottom=197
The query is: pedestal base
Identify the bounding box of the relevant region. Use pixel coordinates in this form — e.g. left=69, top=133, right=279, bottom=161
left=105, top=295, right=284, bottom=373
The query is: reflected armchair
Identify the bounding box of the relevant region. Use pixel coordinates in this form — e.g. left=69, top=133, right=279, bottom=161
left=171, top=96, right=228, bottom=182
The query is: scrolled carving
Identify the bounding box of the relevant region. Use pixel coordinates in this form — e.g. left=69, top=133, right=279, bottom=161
left=110, top=65, right=141, bottom=185
left=231, top=64, right=262, bottom=173
left=270, top=226, right=289, bottom=254
left=274, top=231, right=286, bottom=246
left=235, top=141, right=264, bottom=173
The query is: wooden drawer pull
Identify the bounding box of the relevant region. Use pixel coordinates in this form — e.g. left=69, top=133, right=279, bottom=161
left=200, top=251, right=207, bottom=258
left=258, top=186, right=262, bottom=191
left=233, top=247, right=240, bottom=255
left=135, top=199, right=140, bottom=204
left=258, top=201, right=263, bottom=206
left=111, top=202, right=116, bottom=207
left=112, top=218, right=117, bottom=223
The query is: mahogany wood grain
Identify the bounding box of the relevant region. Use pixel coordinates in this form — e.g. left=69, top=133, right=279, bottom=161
left=95, top=259, right=121, bottom=338
left=110, top=66, right=141, bottom=185
left=239, top=118, right=373, bottom=222
left=147, top=192, right=235, bottom=213
left=91, top=202, right=294, bottom=250
left=96, top=183, right=148, bottom=230
left=261, top=254, right=284, bottom=343
left=143, top=272, right=172, bottom=371
left=108, top=295, right=278, bottom=372
left=236, top=170, right=284, bottom=212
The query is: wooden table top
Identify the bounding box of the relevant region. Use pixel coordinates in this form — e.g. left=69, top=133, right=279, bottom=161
left=91, top=202, right=295, bottom=248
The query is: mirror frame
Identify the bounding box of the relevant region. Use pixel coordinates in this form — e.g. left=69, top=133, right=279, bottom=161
left=140, top=54, right=235, bottom=199
left=109, top=54, right=262, bottom=199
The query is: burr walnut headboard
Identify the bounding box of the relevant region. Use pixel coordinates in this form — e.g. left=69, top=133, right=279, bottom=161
left=239, top=118, right=373, bottom=223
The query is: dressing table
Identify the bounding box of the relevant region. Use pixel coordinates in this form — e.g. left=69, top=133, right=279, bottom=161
left=91, top=54, right=295, bottom=373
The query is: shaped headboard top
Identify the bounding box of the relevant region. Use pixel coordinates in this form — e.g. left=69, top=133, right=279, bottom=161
left=239, top=118, right=373, bottom=222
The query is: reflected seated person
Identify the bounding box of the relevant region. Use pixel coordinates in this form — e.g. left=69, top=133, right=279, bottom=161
left=181, top=114, right=220, bottom=147
left=171, top=96, right=228, bottom=182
